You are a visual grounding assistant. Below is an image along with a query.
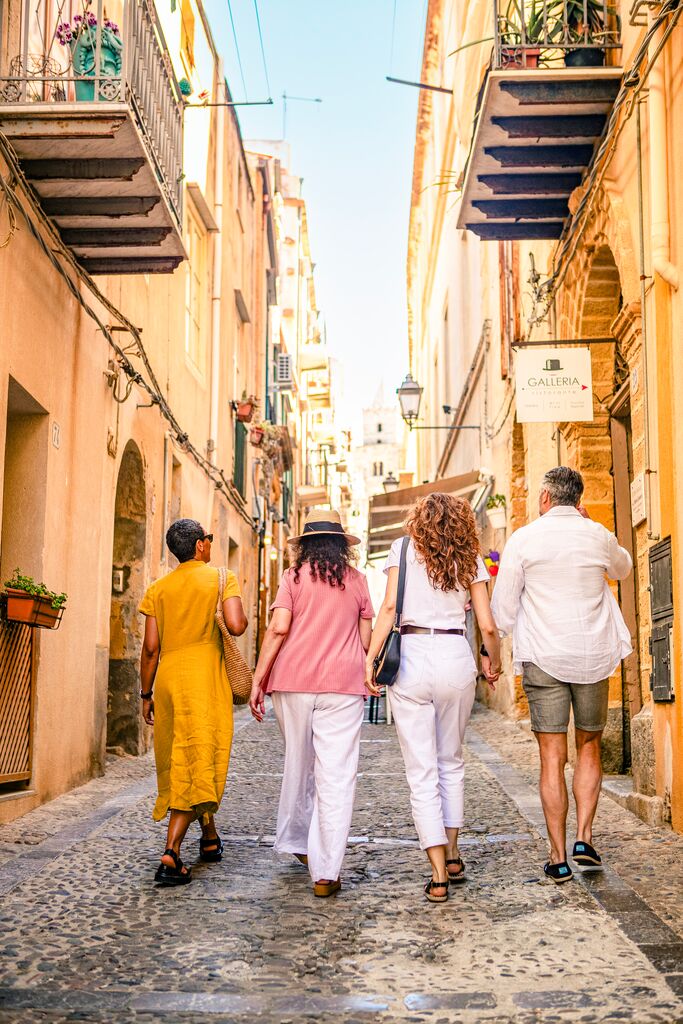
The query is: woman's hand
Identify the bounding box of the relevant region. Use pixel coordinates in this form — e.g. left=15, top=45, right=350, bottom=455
left=249, top=678, right=267, bottom=722
left=142, top=698, right=154, bottom=726
left=365, top=658, right=381, bottom=696
left=481, top=655, right=501, bottom=691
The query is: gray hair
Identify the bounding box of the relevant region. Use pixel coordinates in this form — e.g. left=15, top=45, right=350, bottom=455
left=541, top=466, right=584, bottom=507
left=166, top=518, right=205, bottom=563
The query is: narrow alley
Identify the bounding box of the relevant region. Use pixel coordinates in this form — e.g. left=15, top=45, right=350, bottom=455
left=1, top=704, right=682, bottom=1024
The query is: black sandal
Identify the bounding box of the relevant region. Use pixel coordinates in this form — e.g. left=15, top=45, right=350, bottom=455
left=446, top=857, right=466, bottom=883
left=154, top=848, right=192, bottom=886
left=199, top=834, right=224, bottom=863
left=572, top=840, right=602, bottom=867
left=543, top=860, right=573, bottom=884
left=424, top=878, right=449, bottom=904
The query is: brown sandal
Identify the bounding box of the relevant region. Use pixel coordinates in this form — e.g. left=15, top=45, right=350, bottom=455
left=313, top=878, right=341, bottom=897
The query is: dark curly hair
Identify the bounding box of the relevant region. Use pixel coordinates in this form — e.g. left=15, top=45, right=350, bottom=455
left=291, top=534, right=355, bottom=588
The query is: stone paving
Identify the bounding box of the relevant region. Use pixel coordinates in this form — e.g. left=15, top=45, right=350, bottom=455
left=0, top=703, right=682, bottom=1023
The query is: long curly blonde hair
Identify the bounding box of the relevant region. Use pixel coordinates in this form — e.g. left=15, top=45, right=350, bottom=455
left=404, top=493, right=480, bottom=592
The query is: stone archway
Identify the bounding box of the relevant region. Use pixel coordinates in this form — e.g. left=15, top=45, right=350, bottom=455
left=107, top=441, right=148, bottom=755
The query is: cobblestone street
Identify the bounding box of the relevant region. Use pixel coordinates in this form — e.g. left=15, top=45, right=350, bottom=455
left=1, top=703, right=682, bottom=1024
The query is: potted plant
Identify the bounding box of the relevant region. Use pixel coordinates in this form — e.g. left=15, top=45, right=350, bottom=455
left=484, top=549, right=501, bottom=578
left=486, top=494, right=507, bottom=530
left=3, top=570, right=67, bottom=630
left=235, top=393, right=258, bottom=423
left=250, top=423, right=265, bottom=447
left=57, top=12, right=122, bottom=101
left=562, top=0, right=617, bottom=66
left=499, top=0, right=548, bottom=68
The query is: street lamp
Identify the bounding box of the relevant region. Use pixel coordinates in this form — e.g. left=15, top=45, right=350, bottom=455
left=397, top=373, right=423, bottom=427
left=382, top=471, right=399, bottom=493
left=397, top=372, right=480, bottom=433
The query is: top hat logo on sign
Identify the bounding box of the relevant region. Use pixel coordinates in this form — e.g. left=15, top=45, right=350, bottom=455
left=544, top=358, right=562, bottom=371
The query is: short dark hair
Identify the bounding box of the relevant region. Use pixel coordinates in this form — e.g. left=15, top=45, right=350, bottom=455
left=542, top=466, right=584, bottom=507
left=166, top=518, right=205, bottom=562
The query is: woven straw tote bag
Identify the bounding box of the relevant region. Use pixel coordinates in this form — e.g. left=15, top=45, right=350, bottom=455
left=215, top=567, right=253, bottom=705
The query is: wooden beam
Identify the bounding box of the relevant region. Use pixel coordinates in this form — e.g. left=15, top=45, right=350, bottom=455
left=478, top=172, right=581, bottom=195
left=62, top=227, right=171, bottom=247
left=484, top=144, right=594, bottom=168
left=80, top=256, right=184, bottom=275
left=42, top=196, right=160, bottom=217
left=22, top=158, right=145, bottom=180
left=472, top=198, right=569, bottom=220
left=499, top=79, right=621, bottom=105
left=492, top=114, right=607, bottom=139
left=466, top=222, right=565, bottom=240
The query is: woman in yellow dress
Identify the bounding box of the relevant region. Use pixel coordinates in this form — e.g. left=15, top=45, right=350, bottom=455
left=139, top=518, right=247, bottom=885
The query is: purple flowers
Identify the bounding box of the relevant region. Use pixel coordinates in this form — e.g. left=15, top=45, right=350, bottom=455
left=56, top=10, right=121, bottom=46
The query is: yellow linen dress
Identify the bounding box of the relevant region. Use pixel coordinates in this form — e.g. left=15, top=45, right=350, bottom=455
left=139, top=560, right=241, bottom=822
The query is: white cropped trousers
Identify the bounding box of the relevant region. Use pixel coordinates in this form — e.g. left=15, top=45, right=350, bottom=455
left=388, top=635, right=477, bottom=850
left=271, top=691, right=365, bottom=883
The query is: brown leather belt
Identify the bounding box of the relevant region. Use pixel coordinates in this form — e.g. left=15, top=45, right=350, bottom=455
left=400, top=626, right=466, bottom=636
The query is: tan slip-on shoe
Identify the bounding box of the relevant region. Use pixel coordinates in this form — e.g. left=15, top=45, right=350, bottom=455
left=313, top=878, right=341, bottom=897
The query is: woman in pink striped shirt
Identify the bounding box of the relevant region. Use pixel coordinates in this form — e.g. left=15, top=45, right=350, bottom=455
left=249, top=509, right=375, bottom=897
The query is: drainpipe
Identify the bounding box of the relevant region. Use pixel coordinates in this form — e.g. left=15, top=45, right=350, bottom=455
left=648, top=14, right=678, bottom=290
left=161, top=431, right=170, bottom=565
left=207, top=62, right=226, bottom=531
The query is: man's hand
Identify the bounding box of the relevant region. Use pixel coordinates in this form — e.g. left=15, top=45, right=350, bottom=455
left=577, top=504, right=591, bottom=519
left=481, top=655, right=500, bottom=690
left=142, top=698, right=154, bottom=726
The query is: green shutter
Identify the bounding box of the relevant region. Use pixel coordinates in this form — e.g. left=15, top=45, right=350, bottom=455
left=233, top=422, right=247, bottom=498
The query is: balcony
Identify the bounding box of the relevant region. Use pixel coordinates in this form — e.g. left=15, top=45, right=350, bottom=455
left=457, top=0, right=622, bottom=241
left=0, top=0, right=185, bottom=273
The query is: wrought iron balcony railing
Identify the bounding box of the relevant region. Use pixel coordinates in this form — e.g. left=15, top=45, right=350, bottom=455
left=0, top=0, right=183, bottom=226
left=493, top=0, right=621, bottom=69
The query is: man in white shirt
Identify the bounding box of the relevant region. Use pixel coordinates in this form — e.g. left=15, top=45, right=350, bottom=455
left=489, top=466, right=633, bottom=883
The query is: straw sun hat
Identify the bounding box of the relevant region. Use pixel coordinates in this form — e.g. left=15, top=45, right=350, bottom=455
left=288, top=508, right=361, bottom=546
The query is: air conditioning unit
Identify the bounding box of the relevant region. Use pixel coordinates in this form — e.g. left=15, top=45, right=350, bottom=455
left=275, top=353, right=295, bottom=390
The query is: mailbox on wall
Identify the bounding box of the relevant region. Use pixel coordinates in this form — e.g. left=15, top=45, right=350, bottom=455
left=649, top=538, right=675, bottom=703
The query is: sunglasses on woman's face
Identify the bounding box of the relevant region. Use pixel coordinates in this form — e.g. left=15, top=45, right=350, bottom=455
left=202, top=534, right=214, bottom=543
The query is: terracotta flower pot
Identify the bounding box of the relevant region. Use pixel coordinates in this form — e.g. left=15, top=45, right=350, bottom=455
left=250, top=427, right=265, bottom=447
left=500, top=45, right=541, bottom=69
left=5, top=589, right=64, bottom=629
left=236, top=401, right=255, bottom=423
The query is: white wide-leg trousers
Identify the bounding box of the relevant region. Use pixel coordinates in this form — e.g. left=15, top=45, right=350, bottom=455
left=388, top=635, right=477, bottom=850
left=271, top=691, right=365, bottom=883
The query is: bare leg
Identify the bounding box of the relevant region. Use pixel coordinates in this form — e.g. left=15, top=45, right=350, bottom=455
left=445, top=826, right=464, bottom=878
left=200, top=813, right=220, bottom=852
left=161, top=809, right=195, bottom=873
left=573, top=729, right=603, bottom=844
left=535, top=732, right=569, bottom=864
left=426, top=844, right=449, bottom=896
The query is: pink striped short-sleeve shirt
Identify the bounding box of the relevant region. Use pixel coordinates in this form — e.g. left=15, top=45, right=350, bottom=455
left=266, top=566, right=374, bottom=695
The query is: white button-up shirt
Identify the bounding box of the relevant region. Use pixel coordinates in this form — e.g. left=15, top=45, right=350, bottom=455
left=490, top=506, right=633, bottom=684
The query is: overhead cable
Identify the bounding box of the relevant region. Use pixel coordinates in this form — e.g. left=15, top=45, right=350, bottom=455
left=252, top=0, right=272, bottom=99
left=227, top=0, right=248, bottom=100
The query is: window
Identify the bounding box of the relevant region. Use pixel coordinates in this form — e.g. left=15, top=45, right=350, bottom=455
left=373, top=461, right=384, bottom=477
left=185, top=207, right=207, bottom=372
left=233, top=422, right=247, bottom=498
left=377, top=423, right=383, bottom=433
left=180, top=0, right=195, bottom=73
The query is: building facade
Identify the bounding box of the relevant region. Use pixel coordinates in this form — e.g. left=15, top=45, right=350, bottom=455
left=408, top=0, right=683, bottom=830
left=0, top=0, right=327, bottom=821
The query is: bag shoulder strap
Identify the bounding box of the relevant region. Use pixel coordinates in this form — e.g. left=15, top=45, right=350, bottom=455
left=394, top=536, right=409, bottom=625
left=216, top=566, right=227, bottom=614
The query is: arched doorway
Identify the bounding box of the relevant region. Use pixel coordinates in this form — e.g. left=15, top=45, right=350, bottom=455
left=107, top=441, right=148, bottom=755
left=569, top=243, right=640, bottom=772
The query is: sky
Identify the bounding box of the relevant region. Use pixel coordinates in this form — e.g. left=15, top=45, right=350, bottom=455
left=202, top=0, right=425, bottom=427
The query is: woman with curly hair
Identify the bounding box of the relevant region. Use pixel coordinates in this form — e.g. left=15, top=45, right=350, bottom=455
left=249, top=509, right=375, bottom=897
left=366, top=493, right=501, bottom=903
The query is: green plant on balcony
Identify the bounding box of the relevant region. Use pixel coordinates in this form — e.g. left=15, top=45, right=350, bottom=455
left=562, top=0, right=619, bottom=65
left=57, top=13, right=122, bottom=101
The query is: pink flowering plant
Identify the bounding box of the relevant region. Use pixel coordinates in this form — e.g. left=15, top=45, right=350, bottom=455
left=56, top=12, right=120, bottom=46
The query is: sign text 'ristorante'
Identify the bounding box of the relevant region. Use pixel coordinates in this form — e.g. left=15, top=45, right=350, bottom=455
left=515, top=347, right=593, bottom=424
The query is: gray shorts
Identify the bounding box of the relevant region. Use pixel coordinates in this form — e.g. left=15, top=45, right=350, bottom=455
left=522, top=662, right=609, bottom=734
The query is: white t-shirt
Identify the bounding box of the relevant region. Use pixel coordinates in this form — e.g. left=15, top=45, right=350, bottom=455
left=384, top=537, right=489, bottom=630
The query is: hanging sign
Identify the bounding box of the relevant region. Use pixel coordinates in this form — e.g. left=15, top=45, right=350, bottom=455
left=515, top=347, right=593, bottom=423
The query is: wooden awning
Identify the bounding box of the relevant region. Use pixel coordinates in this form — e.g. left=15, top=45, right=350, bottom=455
left=367, top=471, right=482, bottom=561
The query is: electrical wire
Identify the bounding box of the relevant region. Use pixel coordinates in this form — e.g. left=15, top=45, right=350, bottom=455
left=227, top=0, right=248, bottom=101
left=252, top=0, right=272, bottom=99
left=0, top=129, right=255, bottom=531
left=389, top=0, right=398, bottom=73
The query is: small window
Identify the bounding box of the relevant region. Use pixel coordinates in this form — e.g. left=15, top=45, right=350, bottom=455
left=233, top=422, right=247, bottom=498
left=377, top=423, right=383, bottom=433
